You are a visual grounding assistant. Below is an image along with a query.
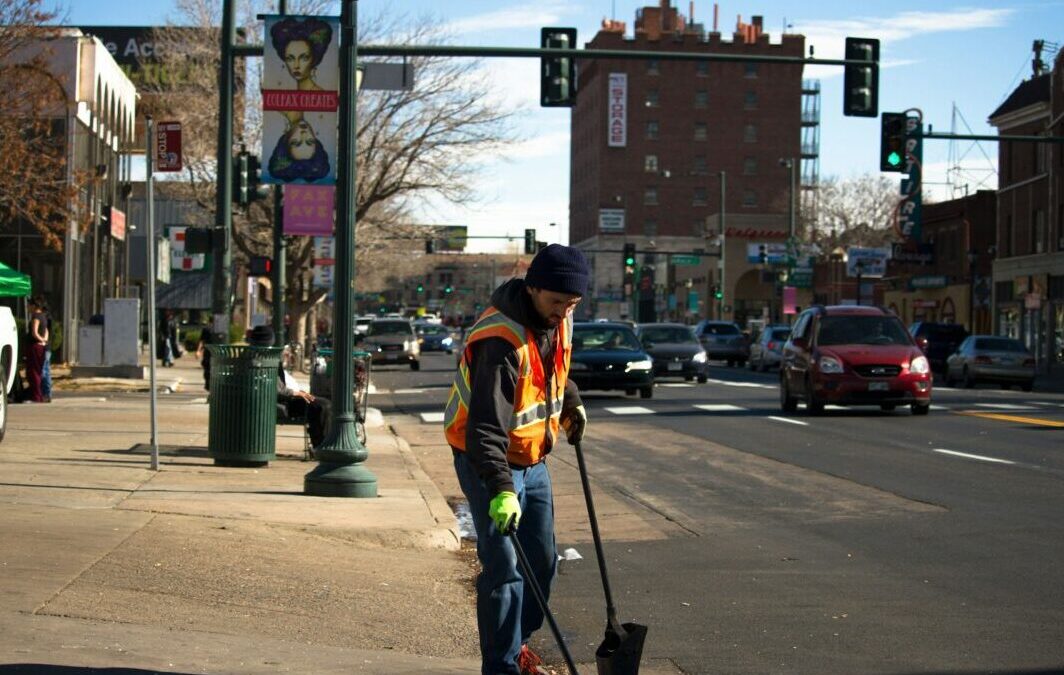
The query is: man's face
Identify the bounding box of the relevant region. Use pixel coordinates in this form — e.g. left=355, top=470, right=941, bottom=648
left=527, top=286, right=581, bottom=326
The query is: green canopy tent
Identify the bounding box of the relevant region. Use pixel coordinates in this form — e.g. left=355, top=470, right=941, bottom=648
left=0, top=261, right=31, bottom=298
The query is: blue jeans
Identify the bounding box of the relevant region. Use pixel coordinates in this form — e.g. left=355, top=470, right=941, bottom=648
left=454, top=452, right=558, bottom=675
left=42, top=348, right=52, bottom=398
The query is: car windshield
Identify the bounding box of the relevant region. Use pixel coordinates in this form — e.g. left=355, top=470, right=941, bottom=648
left=974, top=337, right=1027, bottom=352
left=573, top=327, right=642, bottom=352
left=368, top=321, right=412, bottom=336
left=641, top=326, right=698, bottom=344
left=703, top=323, right=740, bottom=335
left=417, top=325, right=449, bottom=336
left=816, top=316, right=910, bottom=346
left=925, top=325, right=967, bottom=339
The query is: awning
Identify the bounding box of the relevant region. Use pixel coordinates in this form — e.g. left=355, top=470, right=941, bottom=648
left=155, top=272, right=212, bottom=310
left=0, top=261, right=31, bottom=298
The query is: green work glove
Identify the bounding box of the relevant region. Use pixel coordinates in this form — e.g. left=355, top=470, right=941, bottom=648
left=561, top=404, right=587, bottom=444
left=488, top=491, right=521, bottom=534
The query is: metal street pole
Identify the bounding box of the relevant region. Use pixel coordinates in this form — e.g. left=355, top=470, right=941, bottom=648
left=145, top=117, right=160, bottom=472
left=272, top=0, right=288, bottom=348
left=718, top=170, right=726, bottom=320
left=213, top=0, right=236, bottom=338
left=305, top=0, right=377, bottom=498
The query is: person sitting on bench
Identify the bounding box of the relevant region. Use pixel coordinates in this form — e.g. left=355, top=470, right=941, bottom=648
left=248, top=326, right=331, bottom=447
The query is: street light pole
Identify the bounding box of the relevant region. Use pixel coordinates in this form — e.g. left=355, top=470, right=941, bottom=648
left=304, top=0, right=377, bottom=498
left=718, top=170, right=726, bottom=320
left=855, top=259, right=864, bottom=306
left=779, top=158, right=796, bottom=240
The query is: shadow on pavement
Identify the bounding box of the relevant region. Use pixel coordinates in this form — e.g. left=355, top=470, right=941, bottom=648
left=0, top=667, right=199, bottom=674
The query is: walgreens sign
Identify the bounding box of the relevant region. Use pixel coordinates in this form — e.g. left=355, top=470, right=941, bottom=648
left=607, top=73, right=627, bottom=148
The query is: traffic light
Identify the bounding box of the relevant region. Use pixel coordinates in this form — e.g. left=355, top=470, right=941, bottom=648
left=425, top=239, right=436, bottom=254
left=249, top=256, right=272, bottom=277
left=247, top=154, right=268, bottom=202
left=758, top=244, right=768, bottom=264
left=540, top=27, right=577, bottom=107
left=524, top=228, right=536, bottom=255
left=623, top=243, right=636, bottom=267
left=713, top=285, right=723, bottom=300
left=416, top=283, right=424, bottom=293
left=880, top=112, right=907, bottom=172
left=184, top=228, right=213, bottom=254
left=234, top=150, right=250, bottom=206
left=444, top=285, right=453, bottom=294
left=842, top=37, right=879, bottom=117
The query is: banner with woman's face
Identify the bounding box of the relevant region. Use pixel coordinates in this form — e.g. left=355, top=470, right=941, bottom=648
left=261, top=15, right=339, bottom=186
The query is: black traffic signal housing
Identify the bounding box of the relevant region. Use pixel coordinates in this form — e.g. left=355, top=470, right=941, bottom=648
left=184, top=228, right=213, bottom=254
left=524, top=228, right=536, bottom=255
left=444, top=285, right=453, bottom=294
left=234, top=150, right=250, bottom=206
left=249, top=255, right=272, bottom=277
left=713, top=285, right=723, bottom=301
left=541, top=27, right=577, bottom=107
left=425, top=239, right=436, bottom=254
left=880, top=112, right=907, bottom=172
left=843, top=37, right=879, bottom=117
left=416, top=283, right=424, bottom=293
left=247, top=154, right=268, bottom=202
left=623, top=243, right=636, bottom=267
left=758, top=244, right=768, bottom=264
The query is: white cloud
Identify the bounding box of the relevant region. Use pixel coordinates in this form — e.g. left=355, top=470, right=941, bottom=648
left=496, top=130, right=571, bottom=160
left=443, top=2, right=570, bottom=35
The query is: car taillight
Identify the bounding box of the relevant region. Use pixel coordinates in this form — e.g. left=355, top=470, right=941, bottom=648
left=767, top=341, right=776, bottom=350
left=1023, top=358, right=1035, bottom=367
left=975, top=356, right=992, bottom=364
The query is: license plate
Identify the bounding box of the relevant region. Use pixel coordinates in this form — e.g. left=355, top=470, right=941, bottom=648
left=667, top=362, right=682, bottom=371
left=384, top=345, right=401, bottom=351
left=868, top=382, right=889, bottom=391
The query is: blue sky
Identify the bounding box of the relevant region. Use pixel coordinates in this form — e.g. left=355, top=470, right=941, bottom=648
left=65, top=0, right=1064, bottom=251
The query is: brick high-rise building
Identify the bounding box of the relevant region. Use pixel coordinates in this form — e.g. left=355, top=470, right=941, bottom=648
left=569, top=1, right=811, bottom=326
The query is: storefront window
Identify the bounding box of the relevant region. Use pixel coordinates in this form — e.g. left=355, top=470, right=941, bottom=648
left=1052, top=304, right=1064, bottom=367
left=998, top=307, right=1019, bottom=339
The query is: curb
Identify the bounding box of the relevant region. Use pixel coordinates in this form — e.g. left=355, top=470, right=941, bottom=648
left=389, top=424, right=461, bottom=551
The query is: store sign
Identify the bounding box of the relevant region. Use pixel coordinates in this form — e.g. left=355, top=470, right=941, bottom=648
left=909, top=275, right=948, bottom=289
left=598, top=208, right=625, bottom=232
left=892, top=242, right=934, bottom=265
left=846, top=246, right=889, bottom=278
left=670, top=254, right=700, bottom=266
left=607, top=73, right=627, bottom=147
left=283, top=184, right=334, bottom=235
left=109, top=207, right=126, bottom=241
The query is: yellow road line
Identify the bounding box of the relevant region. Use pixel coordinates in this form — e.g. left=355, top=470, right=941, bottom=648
left=956, top=411, right=1064, bottom=428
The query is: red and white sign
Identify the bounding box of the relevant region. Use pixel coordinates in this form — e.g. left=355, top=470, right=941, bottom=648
left=262, top=90, right=339, bottom=112
left=168, top=226, right=205, bottom=271
left=607, top=73, right=627, bottom=148
left=155, top=121, right=182, bottom=172
left=109, top=206, right=126, bottom=241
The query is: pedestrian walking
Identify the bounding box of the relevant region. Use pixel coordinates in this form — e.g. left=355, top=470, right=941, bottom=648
left=196, top=326, right=214, bottom=391
left=157, top=310, right=178, bottom=367
left=39, top=299, right=53, bottom=402
left=443, top=244, right=589, bottom=675
left=24, top=296, right=49, bottom=403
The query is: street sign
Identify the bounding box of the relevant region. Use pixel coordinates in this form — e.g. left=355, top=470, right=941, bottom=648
left=154, top=121, right=182, bottom=172
left=845, top=246, right=889, bottom=278
left=669, top=254, right=701, bottom=266
left=598, top=208, right=625, bottom=233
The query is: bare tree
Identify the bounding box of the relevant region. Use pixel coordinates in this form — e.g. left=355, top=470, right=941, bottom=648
left=0, top=0, right=89, bottom=251
left=146, top=3, right=515, bottom=345
left=807, top=174, right=903, bottom=249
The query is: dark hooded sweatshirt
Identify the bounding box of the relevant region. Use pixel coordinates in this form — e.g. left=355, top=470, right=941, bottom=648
left=457, top=278, right=582, bottom=496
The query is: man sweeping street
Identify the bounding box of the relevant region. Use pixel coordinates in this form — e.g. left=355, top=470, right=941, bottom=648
left=444, top=244, right=589, bottom=675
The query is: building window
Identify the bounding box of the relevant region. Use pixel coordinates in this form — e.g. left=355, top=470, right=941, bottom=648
left=647, top=58, right=659, bottom=75
left=745, top=63, right=759, bottom=78
left=645, top=90, right=659, bottom=107
left=692, top=156, right=707, bottom=175
left=696, top=61, right=709, bottom=77
left=646, top=121, right=659, bottom=140
left=742, top=190, right=757, bottom=207
left=644, top=154, right=659, bottom=173
left=644, top=187, right=658, bottom=206
left=694, top=90, right=708, bottom=108
left=694, top=123, right=708, bottom=141
left=743, top=157, right=757, bottom=175
left=744, top=91, right=758, bottom=110
left=644, top=219, right=658, bottom=236
left=693, top=187, right=707, bottom=205
left=744, top=124, right=757, bottom=143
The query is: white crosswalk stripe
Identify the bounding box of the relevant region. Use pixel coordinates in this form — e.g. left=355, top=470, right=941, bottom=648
left=974, top=403, right=1038, bottom=411
left=768, top=416, right=808, bottom=426
left=694, top=404, right=747, bottom=412
left=604, top=406, right=655, bottom=415
left=706, top=379, right=774, bottom=389
left=419, top=412, right=445, bottom=423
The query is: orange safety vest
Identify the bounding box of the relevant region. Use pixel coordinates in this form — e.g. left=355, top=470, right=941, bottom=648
left=444, top=307, right=573, bottom=467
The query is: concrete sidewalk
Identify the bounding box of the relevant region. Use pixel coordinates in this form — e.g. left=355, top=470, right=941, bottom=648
left=0, top=354, right=485, bottom=673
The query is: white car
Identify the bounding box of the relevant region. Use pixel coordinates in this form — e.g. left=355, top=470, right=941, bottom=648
left=0, top=306, right=18, bottom=442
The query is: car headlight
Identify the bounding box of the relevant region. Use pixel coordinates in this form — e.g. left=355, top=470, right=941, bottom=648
left=442, top=337, right=453, bottom=345
left=910, top=355, right=930, bottom=374
left=692, top=351, right=707, bottom=363
left=569, top=362, right=589, bottom=371
left=625, top=359, right=653, bottom=372
left=818, top=355, right=844, bottom=374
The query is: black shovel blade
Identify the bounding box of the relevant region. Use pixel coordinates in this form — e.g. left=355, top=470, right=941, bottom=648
left=594, top=622, right=648, bottom=675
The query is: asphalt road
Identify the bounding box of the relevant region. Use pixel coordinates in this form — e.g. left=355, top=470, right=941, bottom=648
left=372, top=350, right=1064, bottom=674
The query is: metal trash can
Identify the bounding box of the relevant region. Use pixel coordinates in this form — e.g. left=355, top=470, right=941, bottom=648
left=207, top=345, right=282, bottom=467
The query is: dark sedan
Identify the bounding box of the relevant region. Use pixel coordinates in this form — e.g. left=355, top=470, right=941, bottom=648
left=638, top=323, right=709, bottom=383
left=569, top=323, right=654, bottom=399
left=414, top=323, right=456, bottom=354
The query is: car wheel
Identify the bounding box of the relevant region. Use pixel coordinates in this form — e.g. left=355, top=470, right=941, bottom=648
left=911, top=403, right=930, bottom=416
left=806, top=377, right=824, bottom=415
left=625, top=388, right=636, bottom=396
left=639, top=386, right=653, bottom=399
left=780, top=375, right=797, bottom=413
left=880, top=403, right=896, bottom=412
left=697, top=374, right=708, bottom=384
left=1021, top=380, right=1034, bottom=392
left=0, top=365, right=7, bottom=443
left=963, top=366, right=975, bottom=389
left=410, top=360, right=420, bottom=371
left=684, top=375, right=694, bottom=382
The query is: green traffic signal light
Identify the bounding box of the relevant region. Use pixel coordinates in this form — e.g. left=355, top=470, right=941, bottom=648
left=714, top=289, right=723, bottom=300
left=624, top=255, right=635, bottom=266
left=445, top=286, right=453, bottom=294
left=416, top=284, right=424, bottom=292
left=887, top=151, right=902, bottom=167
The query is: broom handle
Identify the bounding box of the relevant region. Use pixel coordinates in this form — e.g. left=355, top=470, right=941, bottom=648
left=573, top=441, right=619, bottom=622
left=509, top=529, right=580, bottom=675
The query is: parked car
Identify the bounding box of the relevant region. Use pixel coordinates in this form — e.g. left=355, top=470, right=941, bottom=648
left=780, top=305, right=932, bottom=415
left=638, top=323, right=709, bottom=383
left=363, top=319, right=420, bottom=370
left=748, top=324, right=791, bottom=372
left=909, top=321, right=969, bottom=374
left=944, top=335, right=1035, bottom=390
left=354, top=315, right=374, bottom=335
left=414, top=322, right=456, bottom=354
left=694, top=320, right=749, bottom=366
left=0, top=306, right=17, bottom=442
left=569, top=322, right=654, bottom=398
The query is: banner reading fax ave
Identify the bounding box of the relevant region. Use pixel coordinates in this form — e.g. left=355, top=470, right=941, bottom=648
left=261, top=14, right=340, bottom=185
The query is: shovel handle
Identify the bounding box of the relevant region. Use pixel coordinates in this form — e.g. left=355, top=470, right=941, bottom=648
left=508, top=528, right=580, bottom=675
left=573, top=441, right=620, bottom=625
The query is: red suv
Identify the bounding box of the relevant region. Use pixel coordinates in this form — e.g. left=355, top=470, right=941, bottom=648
left=780, top=305, right=932, bottom=415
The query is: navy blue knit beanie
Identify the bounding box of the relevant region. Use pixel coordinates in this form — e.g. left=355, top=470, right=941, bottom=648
left=525, top=244, right=590, bottom=296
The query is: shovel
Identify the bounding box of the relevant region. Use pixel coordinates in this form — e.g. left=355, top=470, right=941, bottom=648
left=573, top=441, right=648, bottom=675
left=508, top=522, right=580, bottom=675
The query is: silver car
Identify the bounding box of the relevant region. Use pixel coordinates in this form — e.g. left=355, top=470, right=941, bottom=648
left=747, top=325, right=791, bottom=372
left=363, top=319, right=421, bottom=371
left=944, top=335, right=1035, bottom=390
